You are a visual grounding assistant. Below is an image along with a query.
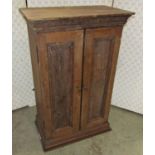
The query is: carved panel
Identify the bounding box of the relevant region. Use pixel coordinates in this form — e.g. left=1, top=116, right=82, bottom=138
left=47, top=42, right=74, bottom=130
left=31, top=16, right=129, bottom=32
left=88, top=37, right=114, bottom=121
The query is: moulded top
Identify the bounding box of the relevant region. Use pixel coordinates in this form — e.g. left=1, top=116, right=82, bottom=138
left=20, top=5, right=134, bottom=22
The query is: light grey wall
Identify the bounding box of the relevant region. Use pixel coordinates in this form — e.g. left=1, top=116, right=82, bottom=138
left=112, top=0, right=143, bottom=114
left=12, top=0, right=35, bottom=110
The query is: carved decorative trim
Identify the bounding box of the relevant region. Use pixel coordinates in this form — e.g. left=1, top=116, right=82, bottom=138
left=29, top=15, right=130, bottom=32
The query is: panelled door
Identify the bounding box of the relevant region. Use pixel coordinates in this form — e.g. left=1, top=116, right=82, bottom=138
left=37, top=30, right=83, bottom=139
left=81, top=27, right=123, bottom=129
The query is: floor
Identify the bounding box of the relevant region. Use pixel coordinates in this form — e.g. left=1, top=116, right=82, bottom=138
left=13, top=106, right=143, bottom=155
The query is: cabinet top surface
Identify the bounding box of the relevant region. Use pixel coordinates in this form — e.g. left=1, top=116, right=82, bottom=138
left=20, top=5, right=134, bottom=22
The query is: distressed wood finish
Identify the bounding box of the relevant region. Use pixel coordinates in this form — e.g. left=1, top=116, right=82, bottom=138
left=47, top=42, right=74, bottom=130
left=81, top=27, right=123, bottom=129
left=37, top=30, right=83, bottom=139
left=20, top=6, right=133, bottom=21
left=20, top=6, right=134, bottom=33
left=25, top=15, right=130, bottom=33
left=20, top=6, right=133, bottom=150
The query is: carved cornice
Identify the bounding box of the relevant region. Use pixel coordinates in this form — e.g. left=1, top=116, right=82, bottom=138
left=28, top=15, right=130, bottom=32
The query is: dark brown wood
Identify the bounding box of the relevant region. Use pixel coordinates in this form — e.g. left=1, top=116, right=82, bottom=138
left=81, top=26, right=123, bottom=130
left=36, top=30, right=83, bottom=139
left=27, top=15, right=129, bottom=33
left=27, top=24, right=46, bottom=139
left=42, top=122, right=111, bottom=150
left=20, top=6, right=133, bottom=151
left=48, top=42, right=74, bottom=130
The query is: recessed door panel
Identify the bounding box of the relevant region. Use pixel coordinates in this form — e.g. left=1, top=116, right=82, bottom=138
left=81, top=27, right=123, bottom=129
left=47, top=42, right=74, bottom=130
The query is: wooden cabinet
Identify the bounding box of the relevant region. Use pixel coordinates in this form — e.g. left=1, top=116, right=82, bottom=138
left=20, top=6, right=133, bottom=150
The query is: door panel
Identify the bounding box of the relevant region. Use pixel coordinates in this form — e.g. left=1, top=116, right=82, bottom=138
left=48, top=41, right=74, bottom=130
left=81, top=27, right=123, bottom=129
left=37, top=30, right=83, bottom=139
left=88, top=38, right=113, bottom=121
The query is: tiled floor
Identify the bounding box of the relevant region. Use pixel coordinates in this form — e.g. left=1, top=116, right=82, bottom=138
left=13, top=106, right=143, bottom=155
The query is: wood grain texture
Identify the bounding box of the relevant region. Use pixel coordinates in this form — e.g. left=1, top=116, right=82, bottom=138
left=20, top=6, right=134, bottom=33
left=88, top=37, right=113, bottom=120
left=47, top=42, right=74, bottom=130
left=29, top=16, right=129, bottom=33
left=42, top=121, right=110, bottom=150
left=27, top=24, right=46, bottom=139
left=20, top=5, right=134, bottom=22
left=81, top=26, right=123, bottom=130
left=21, top=5, right=132, bottom=150
left=37, top=30, right=83, bottom=139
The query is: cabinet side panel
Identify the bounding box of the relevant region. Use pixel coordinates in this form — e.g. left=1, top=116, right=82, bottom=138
left=27, top=25, right=46, bottom=138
